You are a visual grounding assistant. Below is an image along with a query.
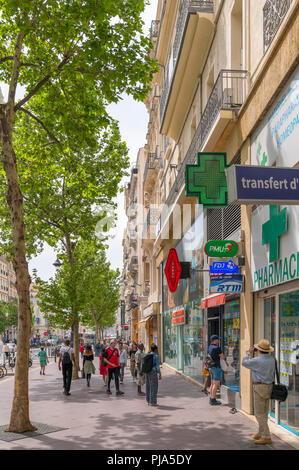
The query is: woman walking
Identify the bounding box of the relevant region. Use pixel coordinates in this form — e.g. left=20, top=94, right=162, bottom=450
left=99, top=348, right=108, bottom=386
left=83, top=344, right=95, bottom=387
left=38, top=345, right=49, bottom=375
left=146, top=344, right=162, bottom=406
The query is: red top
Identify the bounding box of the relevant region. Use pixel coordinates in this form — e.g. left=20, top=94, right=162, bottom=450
left=105, top=348, right=119, bottom=369
left=80, top=344, right=84, bottom=352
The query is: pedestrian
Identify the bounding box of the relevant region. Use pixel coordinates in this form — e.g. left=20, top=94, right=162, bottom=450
left=83, top=344, right=95, bottom=387
left=38, top=344, right=49, bottom=375
left=242, top=339, right=275, bottom=445
left=119, top=342, right=127, bottom=384
left=145, top=344, right=162, bottom=406
left=3, top=343, right=10, bottom=359
left=94, top=340, right=102, bottom=357
left=183, top=341, right=192, bottom=366
left=99, top=348, right=108, bottom=386
left=207, top=335, right=227, bottom=406
left=129, top=342, right=137, bottom=382
left=80, top=342, right=84, bottom=359
left=104, top=340, right=124, bottom=396
left=135, top=343, right=146, bottom=395
left=58, top=339, right=76, bottom=396
left=202, top=358, right=211, bottom=395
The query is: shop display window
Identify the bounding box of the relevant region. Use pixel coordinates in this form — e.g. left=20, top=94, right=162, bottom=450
left=223, top=299, right=240, bottom=392
left=279, top=290, right=299, bottom=435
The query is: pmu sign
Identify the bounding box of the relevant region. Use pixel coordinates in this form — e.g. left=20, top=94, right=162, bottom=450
left=205, top=240, right=239, bottom=258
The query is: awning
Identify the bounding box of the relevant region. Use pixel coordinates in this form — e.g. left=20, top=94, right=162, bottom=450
left=200, top=293, right=226, bottom=309
left=138, top=315, right=153, bottom=327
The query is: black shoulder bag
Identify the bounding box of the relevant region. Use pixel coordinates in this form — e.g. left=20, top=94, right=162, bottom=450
left=271, top=358, right=288, bottom=402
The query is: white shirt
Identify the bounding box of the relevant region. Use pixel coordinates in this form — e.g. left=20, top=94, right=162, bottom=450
left=60, top=346, right=74, bottom=357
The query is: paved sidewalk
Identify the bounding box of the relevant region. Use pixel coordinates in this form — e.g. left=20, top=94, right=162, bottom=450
left=0, top=359, right=295, bottom=450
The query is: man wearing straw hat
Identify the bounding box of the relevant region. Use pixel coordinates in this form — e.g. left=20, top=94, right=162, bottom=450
left=242, top=339, right=275, bottom=445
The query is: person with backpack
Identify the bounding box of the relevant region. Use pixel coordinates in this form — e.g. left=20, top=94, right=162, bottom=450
left=145, top=344, right=161, bottom=406
left=104, top=340, right=124, bottom=396
left=58, top=339, right=76, bottom=396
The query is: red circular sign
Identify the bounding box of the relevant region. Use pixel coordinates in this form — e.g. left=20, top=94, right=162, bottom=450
left=164, top=248, right=182, bottom=293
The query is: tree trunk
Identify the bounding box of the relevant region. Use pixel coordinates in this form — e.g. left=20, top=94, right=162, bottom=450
left=65, top=233, right=79, bottom=379
left=0, top=112, right=36, bottom=433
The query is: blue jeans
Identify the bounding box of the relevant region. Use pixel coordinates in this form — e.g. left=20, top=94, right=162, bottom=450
left=209, top=367, right=222, bottom=381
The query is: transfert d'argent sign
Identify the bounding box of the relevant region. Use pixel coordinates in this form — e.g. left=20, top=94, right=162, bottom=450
left=251, top=204, right=299, bottom=291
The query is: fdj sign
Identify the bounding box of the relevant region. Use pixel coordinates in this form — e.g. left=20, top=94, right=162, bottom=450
left=210, top=261, right=239, bottom=274
left=205, top=240, right=239, bottom=258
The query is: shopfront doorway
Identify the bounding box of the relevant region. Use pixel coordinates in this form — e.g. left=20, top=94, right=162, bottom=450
left=207, top=306, right=220, bottom=342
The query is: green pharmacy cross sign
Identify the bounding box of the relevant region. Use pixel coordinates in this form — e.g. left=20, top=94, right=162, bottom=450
left=185, top=153, right=229, bottom=208
left=262, top=205, right=288, bottom=263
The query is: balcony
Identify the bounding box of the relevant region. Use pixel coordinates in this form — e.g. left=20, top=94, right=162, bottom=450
left=150, top=20, right=160, bottom=40
left=160, top=69, right=248, bottom=229
left=128, top=256, right=138, bottom=273
left=160, top=0, right=214, bottom=141
left=263, top=0, right=291, bottom=53
left=128, top=229, right=137, bottom=247
left=142, top=208, right=160, bottom=247
left=143, top=153, right=158, bottom=193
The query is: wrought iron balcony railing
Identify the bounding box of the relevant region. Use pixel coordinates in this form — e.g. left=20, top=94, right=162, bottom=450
left=150, top=20, right=160, bottom=39
left=143, top=153, right=157, bottom=184
left=142, top=208, right=160, bottom=242
left=128, top=256, right=138, bottom=272
left=160, top=69, right=248, bottom=228
left=263, top=0, right=291, bottom=53
left=160, top=0, right=214, bottom=125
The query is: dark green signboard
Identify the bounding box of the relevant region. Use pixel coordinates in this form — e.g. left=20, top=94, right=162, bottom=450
left=185, top=152, right=229, bottom=208
left=204, top=240, right=239, bottom=258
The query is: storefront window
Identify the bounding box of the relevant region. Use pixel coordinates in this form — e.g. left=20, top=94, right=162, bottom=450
left=264, top=297, right=276, bottom=349
left=279, top=290, right=299, bottom=434
left=162, top=209, right=206, bottom=384
left=163, top=300, right=206, bottom=383
left=223, top=299, right=240, bottom=392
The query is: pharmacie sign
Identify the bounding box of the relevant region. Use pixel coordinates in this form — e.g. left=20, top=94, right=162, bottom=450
left=251, top=204, right=299, bottom=291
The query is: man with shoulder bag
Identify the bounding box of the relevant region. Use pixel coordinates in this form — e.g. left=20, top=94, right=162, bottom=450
left=104, top=340, right=124, bottom=396
left=242, top=339, right=276, bottom=445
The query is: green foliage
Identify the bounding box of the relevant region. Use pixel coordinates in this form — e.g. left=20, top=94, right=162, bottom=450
left=34, top=240, right=120, bottom=331
left=0, top=298, right=18, bottom=333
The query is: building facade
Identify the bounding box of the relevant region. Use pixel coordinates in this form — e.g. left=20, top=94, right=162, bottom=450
left=120, top=0, right=299, bottom=439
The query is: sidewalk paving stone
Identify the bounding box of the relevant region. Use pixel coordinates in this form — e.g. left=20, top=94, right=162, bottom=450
left=0, top=359, right=295, bottom=451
